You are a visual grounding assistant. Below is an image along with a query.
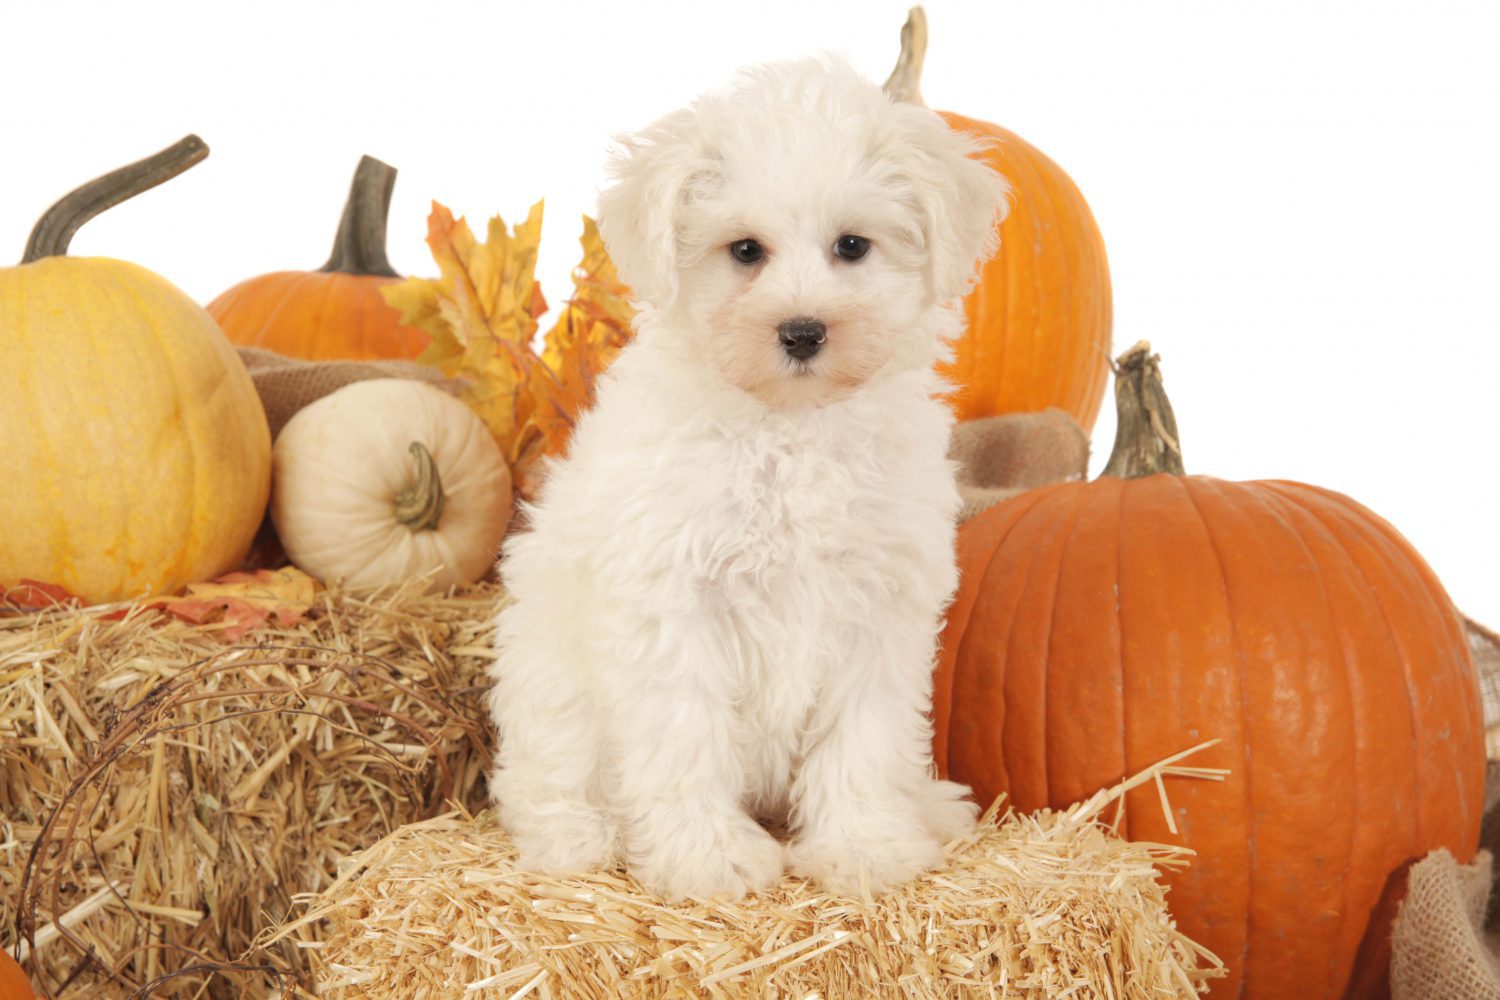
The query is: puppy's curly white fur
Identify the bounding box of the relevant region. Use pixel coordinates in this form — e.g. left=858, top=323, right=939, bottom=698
left=488, top=57, right=1008, bottom=900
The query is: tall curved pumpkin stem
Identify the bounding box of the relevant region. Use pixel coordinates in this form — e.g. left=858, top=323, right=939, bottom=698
left=1102, top=341, right=1185, bottom=478
left=22, top=135, right=209, bottom=264
left=883, top=6, right=928, bottom=107
left=321, top=154, right=400, bottom=278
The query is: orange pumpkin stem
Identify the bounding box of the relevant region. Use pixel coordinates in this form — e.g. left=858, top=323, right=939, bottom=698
left=321, top=155, right=400, bottom=278
left=883, top=6, right=928, bottom=106
left=1101, top=341, right=1185, bottom=478
left=21, top=135, right=209, bottom=264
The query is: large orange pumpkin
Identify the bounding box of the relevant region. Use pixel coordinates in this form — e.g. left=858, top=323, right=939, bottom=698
left=934, top=344, right=1482, bottom=998
left=0, top=136, right=272, bottom=604
left=207, top=155, right=428, bottom=360
left=885, top=7, right=1112, bottom=430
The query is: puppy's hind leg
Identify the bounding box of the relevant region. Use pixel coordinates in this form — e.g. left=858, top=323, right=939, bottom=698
left=488, top=626, right=619, bottom=875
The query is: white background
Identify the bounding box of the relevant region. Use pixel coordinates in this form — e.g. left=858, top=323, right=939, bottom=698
left=4, top=0, right=1497, bottom=626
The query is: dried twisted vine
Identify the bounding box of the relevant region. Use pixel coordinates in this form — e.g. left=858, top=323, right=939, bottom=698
left=13, top=642, right=489, bottom=998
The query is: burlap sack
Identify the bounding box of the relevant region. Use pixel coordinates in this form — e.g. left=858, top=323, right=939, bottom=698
left=238, top=346, right=466, bottom=440
left=949, top=407, right=1090, bottom=521
left=1387, top=629, right=1500, bottom=997
left=1391, top=847, right=1500, bottom=1000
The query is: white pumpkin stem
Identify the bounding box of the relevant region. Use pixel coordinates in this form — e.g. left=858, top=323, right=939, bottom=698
left=320, top=155, right=400, bottom=278
left=1102, top=341, right=1186, bottom=478
left=395, top=442, right=446, bottom=531
left=22, top=135, right=209, bottom=264
left=883, top=6, right=929, bottom=107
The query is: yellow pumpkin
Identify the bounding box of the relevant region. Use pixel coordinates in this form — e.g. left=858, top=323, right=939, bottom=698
left=0, top=136, right=272, bottom=604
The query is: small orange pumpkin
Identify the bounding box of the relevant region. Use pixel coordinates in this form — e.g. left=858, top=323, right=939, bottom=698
left=934, top=343, right=1482, bottom=997
left=207, top=156, right=428, bottom=360
left=885, top=8, right=1112, bottom=430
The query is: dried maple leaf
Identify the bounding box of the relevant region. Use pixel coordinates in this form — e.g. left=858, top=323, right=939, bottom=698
left=107, top=567, right=319, bottom=640
left=1, top=579, right=83, bottom=611
left=384, top=201, right=551, bottom=458
left=383, top=201, right=634, bottom=500
left=153, top=596, right=273, bottom=640
left=514, top=216, right=635, bottom=489
left=185, top=567, right=316, bottom=616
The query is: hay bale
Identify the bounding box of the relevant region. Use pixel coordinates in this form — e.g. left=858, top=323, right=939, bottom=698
left=270, top=750, right=1226, bottom=998
left=0, top=581, right=505, bottom=998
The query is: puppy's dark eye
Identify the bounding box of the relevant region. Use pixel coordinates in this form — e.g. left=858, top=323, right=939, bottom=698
left=834, top=234, right=871, bottom=261
left=729, top=239, right=765, bottom=264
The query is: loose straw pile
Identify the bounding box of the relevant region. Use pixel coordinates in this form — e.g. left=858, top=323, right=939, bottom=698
left=0, top=581, right=506, bottom=998
left=271, top=745, right=1227, bottom=998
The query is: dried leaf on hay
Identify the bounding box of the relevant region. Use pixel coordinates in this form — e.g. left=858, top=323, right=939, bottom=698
left=270, top=743, right=1228, bottom=999
left=382, top=201, right=634, bottom=500
left=1, top=580, right=83, bottom=612
left=97, top=566, right=320, bottom=641
left=0, top=579, right=506, bottom=998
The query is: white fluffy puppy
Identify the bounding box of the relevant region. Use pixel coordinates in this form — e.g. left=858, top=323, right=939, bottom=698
left=488, top=57, right=1008, bottom=900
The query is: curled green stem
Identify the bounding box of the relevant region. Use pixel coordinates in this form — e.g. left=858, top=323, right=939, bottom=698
left=394, top=442, right=445, bottom=531
left=22, top=135, right=209, bottom=264
left=320, top=155, right=399, bottom=277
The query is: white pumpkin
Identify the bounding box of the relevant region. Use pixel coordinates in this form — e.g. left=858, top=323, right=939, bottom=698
left=272, top=379, right=512, bottom=591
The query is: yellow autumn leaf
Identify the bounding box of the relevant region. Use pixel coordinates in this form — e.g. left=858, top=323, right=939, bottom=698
left=184, top=566, right=317, bottom=604
left=382, top=201, right=633, bottom=500
left=540, top=215, right=632, bottom=373
left=507, top=216, right=634, bottom=490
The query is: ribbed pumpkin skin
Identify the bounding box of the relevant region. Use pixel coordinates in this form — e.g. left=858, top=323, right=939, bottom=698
left=939, top=113, right=1112, bottom=431
left=934, top=474, right=1482, bottom=997
left=0, top=257, right=272, bottom=604
left=207, top=271, right=428, bottom=361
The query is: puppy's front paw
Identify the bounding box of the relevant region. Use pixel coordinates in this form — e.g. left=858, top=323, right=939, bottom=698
left=787, top=830, right=945, bottom=896
left=632, top=815, right=785, bottom=902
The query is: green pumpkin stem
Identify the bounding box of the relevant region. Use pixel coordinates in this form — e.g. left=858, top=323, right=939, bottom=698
left=1101, top=341, right=1186, bottom=478
left=394, top=442, right=446, bottom=531
left=320, top=155, right=399, bottom=277
left=21, top=135, right=209, bottom=264
left=882, top=6, right=928, bottom=107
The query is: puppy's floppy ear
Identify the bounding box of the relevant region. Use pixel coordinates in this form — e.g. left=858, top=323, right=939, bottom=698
left=890, top=104, right=1011, bottom=304
left=597, top=108, right=714, bottom=310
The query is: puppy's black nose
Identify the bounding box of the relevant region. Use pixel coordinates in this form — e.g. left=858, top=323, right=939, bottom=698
left=777, top=318, right=827, bottom=360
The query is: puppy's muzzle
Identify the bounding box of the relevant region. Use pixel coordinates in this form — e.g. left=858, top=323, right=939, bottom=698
left=778, top=318, right=827, bottom=361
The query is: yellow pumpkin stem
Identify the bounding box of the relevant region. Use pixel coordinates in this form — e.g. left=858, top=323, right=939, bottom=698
left=1101, top=341, right=1186, bottom=478
left=883, top=6, right=928, bottom=107
left=320, top=155, right=399, bottom=278
left=394, top=442, right=446, bottom=531
left=22, top=135, right=209, bottom=264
